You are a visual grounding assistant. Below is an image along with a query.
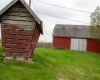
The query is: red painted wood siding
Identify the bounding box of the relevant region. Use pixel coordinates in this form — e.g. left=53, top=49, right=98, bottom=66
left=53, top=37, right=100, bottom=54
left=87, top=39, right=100, bottom=53
left=53, top=37, right=71, bottom=49
left=1, top=25, right=33, bottom=54
left=1, top=24, right=40, bottom=59
left=28, top=25, right=40, bottom=58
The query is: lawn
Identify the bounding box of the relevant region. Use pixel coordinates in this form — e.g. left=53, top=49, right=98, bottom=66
left=0, top=46, right=100, bottom=80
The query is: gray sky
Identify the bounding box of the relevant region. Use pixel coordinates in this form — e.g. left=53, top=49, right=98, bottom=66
left=0, top=0, right=100, bottom=42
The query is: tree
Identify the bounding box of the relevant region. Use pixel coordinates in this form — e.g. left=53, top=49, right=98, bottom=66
left=89, top=6, right=100, bottom=39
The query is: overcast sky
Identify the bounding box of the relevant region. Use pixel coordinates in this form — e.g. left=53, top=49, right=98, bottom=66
left=0, top=0, right=100, bottom=42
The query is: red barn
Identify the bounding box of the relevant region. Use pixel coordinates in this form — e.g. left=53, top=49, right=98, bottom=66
left=53, top=24, right=100, bottom=54
left=0, top=0, right=43, bottom=62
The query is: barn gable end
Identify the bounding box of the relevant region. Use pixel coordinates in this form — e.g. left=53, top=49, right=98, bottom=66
left=1, top=1, right=36, bottom=31
left=0, top=0, right=43, bottom=62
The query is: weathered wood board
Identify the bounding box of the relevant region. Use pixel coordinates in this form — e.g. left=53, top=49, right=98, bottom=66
left=70, top=38, right=87, bottom=51
left=0, top=0, right=42, bottom=62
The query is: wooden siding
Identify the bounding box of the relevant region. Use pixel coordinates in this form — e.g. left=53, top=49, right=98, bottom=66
left=1, top=25, right=33, bottom=55
left=53, top=37, right=70, bottom=49
left=1, top=24, right=40, bottom=60
left=0, top=1, right=43, bottom=61
left=87, top=39, right=100, bottom=53
left=53, top=37, right=100, bottom=54
left=0, top=0, right=41, bottom=24
left=28, top=25, right=40, bottom=58
left=1, top=1, right=36, bottom=31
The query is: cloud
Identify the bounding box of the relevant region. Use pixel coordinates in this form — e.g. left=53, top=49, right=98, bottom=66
left=0, top=0, right=100, bottom=42
left=0, top=0, right=13, bottom=10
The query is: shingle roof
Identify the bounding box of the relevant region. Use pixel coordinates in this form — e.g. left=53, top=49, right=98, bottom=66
left=52, top=24, right=90, bottom=38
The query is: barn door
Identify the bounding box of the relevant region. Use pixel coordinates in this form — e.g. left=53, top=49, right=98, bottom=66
left=70, top=38, right=87, bottom=51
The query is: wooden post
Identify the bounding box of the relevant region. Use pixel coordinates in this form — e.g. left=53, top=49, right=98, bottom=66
left=29, top=0, right=32, bottom=7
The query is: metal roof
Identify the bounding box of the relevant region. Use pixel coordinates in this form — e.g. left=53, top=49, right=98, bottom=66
left=53, top=24, right=90, bottom=38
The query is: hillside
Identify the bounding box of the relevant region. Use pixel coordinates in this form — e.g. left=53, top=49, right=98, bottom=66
left=0, top=47, right=100, bottom=80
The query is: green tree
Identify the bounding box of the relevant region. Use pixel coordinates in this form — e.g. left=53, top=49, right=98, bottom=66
left=89, top=6, right=100, bottom=39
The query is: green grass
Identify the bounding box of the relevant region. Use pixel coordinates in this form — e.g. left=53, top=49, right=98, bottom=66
left=0, top=47, right=100, bottom=80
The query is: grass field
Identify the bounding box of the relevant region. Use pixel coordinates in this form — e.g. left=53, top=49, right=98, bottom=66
left=0, top=46, right=100, bottom=80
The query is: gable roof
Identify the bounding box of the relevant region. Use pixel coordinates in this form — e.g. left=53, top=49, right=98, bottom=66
left=53, top=24, right=90, bottom=39
left=0, top=0, right=43, bottom=34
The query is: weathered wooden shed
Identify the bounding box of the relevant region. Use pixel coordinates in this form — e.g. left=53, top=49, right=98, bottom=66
left=53, top=24, right=100, bottom=54
left=0, top=0, right=43, bottom=61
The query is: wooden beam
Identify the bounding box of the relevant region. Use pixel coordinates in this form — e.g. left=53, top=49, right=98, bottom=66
left=29, top=0, right=32, bottom=7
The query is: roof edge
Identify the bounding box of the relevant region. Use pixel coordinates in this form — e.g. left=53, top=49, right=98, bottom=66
left=0, top=0, right=43, bottom=34
left=20, top=0, right=41, bottom=24
left=0, top=0, right=18, bottom=15
left=0, top=0, right=41, bottom=25
left=55, top=24, right=89, bottom=27
left=40, top=21, right=43, bottom=34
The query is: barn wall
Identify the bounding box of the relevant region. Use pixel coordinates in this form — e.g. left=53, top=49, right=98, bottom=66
left=0, top=1, right=41, bottom=61
left=53, top=37, right=70, bottom=49
left=29, top=23, right=40, bottom=58
left=53, top=37, right=100, bottom=54
left=1, top=24, right=35, bottom=61
left=87, top=39, right=100, bottom=53
left=1, top=1, right=36, bottom=31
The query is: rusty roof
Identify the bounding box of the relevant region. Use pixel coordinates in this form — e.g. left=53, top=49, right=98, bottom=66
left=53, top=24, right=90, bottom=38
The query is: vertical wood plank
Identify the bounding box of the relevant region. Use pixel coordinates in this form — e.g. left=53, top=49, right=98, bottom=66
left=70, top=38, right=87, bottom=51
